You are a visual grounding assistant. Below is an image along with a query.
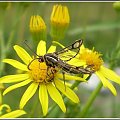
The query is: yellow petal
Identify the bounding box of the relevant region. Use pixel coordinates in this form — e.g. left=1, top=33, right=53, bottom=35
left=96, top=71, right=117, bottom=96
left=55, top=79, right=80, bottom=103
left=56, top=73, right=86, bottom=81
left=67, top=59, right=86, bottom=66
left=64, top=6, right=69, bottom=22
left=39, top=84, right=48, bottom=116
left=0, top=104, right=11, bottom=112
left=3, top=79, right=32, bottom=95
left=100, top=66, right=120, bottom=84
left=60, top=81, right=78, bottom=90
left=37, top=40, right=46, bottom=56
left=20, top=82, right=38, bottom=109
left=0, top=110, right=26, bottom=118
left=47, top=45, right=56, bottom=53
left=3, top=59, right=28, bottom=71
left=52, top=41, right=65, bottom=48
left=0, top=74, right=29, bottom=83
left=14, top=45, right=32, bottom=65
left=46, top=83, right=66, bottom=113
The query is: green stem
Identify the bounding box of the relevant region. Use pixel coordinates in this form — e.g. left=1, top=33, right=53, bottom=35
left=28, top=95, right=39, bottom=118
left=0, top=30, right=15, bottom=77
left=109, top=59, right=116, bottom=118
left=110, top=11, right=120, bottom=118
left=6, top=30, right=15, bottom=51
left=70, top=81, right=80, bottom=89
left=80, top=82, right=103, bottom=118
left=0, top=33, right=6, bottom=77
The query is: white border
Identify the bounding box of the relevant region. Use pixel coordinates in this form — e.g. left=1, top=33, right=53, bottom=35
left=0, top=1, right=119, bottom=119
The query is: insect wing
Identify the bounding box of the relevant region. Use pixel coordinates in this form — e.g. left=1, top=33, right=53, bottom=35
left=54, top=39, right=83, bottom=61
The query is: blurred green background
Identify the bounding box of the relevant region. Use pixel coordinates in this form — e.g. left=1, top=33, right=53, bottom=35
left=0, top=2, right=120, bottom=118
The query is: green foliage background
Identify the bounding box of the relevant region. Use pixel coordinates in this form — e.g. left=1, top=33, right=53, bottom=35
left=0, top=2, right=120, bottom=118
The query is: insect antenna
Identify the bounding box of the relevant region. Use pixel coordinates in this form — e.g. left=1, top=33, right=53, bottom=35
left=23, top=40, right=40, bottom=57
left=23, top=40, right=42, bottom=70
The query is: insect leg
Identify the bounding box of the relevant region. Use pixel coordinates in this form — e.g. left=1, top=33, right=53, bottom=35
left=62, top=71, right=66, bottom=91
left=27, top=58, right=37, bottom=70
left=46, top=66, right=51, bottom=77
left=24, top=40, right=40, bottom=57
left=48, top=67, right=57, bottom=89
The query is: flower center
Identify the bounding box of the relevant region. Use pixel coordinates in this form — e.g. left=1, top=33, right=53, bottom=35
left=79, top=48, right=103, bottom=71
left=28, top=59, right=57, bottom=83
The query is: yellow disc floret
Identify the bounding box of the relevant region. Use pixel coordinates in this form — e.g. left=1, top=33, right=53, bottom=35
left=79, top=48, right=103, bottom=71
left=28, top=59, right=57, bottom=83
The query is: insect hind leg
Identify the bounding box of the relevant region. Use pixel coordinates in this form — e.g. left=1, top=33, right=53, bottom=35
left=62, top=71, right=66, bottom=91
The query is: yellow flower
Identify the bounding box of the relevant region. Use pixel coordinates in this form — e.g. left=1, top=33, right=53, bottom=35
left=0, top=40, right=86, bottom=116
left=50, top=4, right=70, bottom=40
left=52, top=41, right=120, bottom=96
left=29, top=15, right=47, bottom=42
left=79, top=45, right=120, bottom=96
left=0, top=104, right=26, bottom=118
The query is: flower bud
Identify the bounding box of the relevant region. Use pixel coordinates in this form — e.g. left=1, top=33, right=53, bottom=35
left=29, top=15, right=47, bottom=43
left=50, top=4, right=70, bottom=41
